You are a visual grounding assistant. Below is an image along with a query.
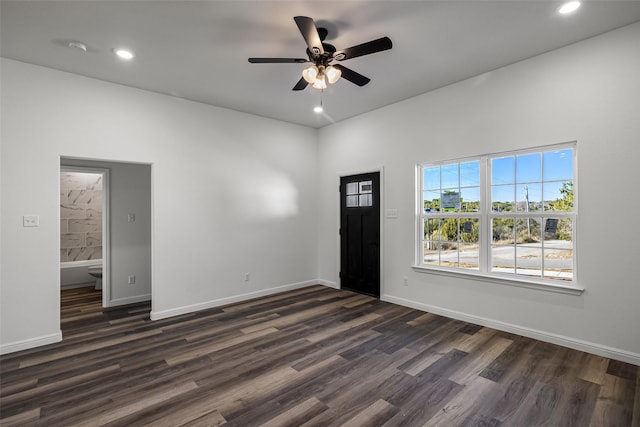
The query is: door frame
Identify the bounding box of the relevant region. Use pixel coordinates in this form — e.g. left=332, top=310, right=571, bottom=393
left=337, top=166, right=384, bottom=298
left=59, top=165, right=111, bottom=308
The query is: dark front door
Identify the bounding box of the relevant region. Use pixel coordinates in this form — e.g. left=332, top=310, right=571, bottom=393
left=340, top=172, right=380, bottom=298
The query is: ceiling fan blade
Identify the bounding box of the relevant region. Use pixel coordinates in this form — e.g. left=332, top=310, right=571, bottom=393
left=294, top=16, right=324, bottom=56
left=333, top=37, right=392, bottom=61
left=248, top=58, right=308, bottom=63
left=332, top=64, right=370, bottom=87
left=292, top=77, right=309, bottom=91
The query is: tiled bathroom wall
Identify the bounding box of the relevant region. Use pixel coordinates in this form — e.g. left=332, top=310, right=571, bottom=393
left=60, top=172, right=103, bottom=262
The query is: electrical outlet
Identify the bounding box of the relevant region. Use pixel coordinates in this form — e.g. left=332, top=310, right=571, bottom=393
left=403, top=276, right=408, bottom=286
left=244, top=272, right=250, bottom=282
left=128, top=275, right=136, bottom=285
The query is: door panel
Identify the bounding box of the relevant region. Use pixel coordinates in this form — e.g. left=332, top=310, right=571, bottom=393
left=340, top=172, right=380, bottom=297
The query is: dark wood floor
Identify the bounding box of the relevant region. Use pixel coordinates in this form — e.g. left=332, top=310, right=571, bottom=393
left=1, top=285, right=638, bottom=426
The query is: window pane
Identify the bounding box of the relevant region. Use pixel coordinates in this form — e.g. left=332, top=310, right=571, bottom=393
left=492, top=218, right=514, bottom=243
left=424, top=190, right=441, bottom=212
left=424, top=241, right=440, bottom=265
left=516, top=246, right=542, bottom=278
left=492, top=156, right=514, bottom=185
left=492, top=185, right=514, bottom=212
left=516, top=217, right=541, bottom=243
left=460, top=218, right=479, bottom=243
left=514, top=218, right=542, bottom=278
left=492, top=218, right=514, bottom=273
left=441, top=190, right=461, bottom=212
left=359, top=194, right=372, bottom=207
left=544, top=148, right=573, bottom=181
left=460, top=187, right=480, bottom=212
left=424, top=219, right=441, bottom=242
left=359, top=181, right=372, bottom=193
left=459, top=244, right=479, bottom=270
left=460, top=161, right=480, bottom=187
left=545, top=181, right=574, bottom=212
left=438, top=218, right=458, bottom=242
left=439, top=239, right=458, bottom=268
left=423, top=167, right=440, bottom=190
left=346, top=182, right=358, bottom=195
left=346, top=195, right=358, bottom=207
left=492, top=244, right=515, bottom=274
left=441, top=164, right=459, bottom=189
left=516, top=183, right=542, bottom=212
left=516, top=153, right=542, bottom=183
left=543, top=225, right=573, bottom=281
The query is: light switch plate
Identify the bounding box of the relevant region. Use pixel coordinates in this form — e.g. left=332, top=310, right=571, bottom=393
left=385, top=209, right=398, bottom=219
left=23, top=215, right=39, bottom=227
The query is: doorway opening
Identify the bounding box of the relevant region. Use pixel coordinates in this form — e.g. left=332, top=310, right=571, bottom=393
left=60, top=166, right=110, bottom=307
left=339, top=171, right=381, bottom=298
left=59, top=158, right=152, bottom=337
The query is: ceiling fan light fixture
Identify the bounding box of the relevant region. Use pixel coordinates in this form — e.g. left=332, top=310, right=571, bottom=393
left=312, top=77, right=327, bottom=89
left=302, top=65, right=319, bottom=83
left=325, top=65, right=341, bottom=84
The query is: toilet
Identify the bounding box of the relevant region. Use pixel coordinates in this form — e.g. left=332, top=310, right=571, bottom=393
left=87, top=266, right=103, bottom=290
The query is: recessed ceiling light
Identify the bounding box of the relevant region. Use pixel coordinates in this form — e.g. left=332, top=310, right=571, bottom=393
left=113, top=48, right=135, bottom=60
left=558, top=1, right=581, bottom=14
left=313, top=105, right=324, bottom=114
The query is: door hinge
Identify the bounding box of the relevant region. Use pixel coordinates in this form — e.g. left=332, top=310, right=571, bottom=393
left=339, top=271, right=342, bottom=278
left=339, top=184, right=342, bottom=193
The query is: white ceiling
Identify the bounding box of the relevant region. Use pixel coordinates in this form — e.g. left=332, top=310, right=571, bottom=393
left=2, top=1, right=640, bottom=128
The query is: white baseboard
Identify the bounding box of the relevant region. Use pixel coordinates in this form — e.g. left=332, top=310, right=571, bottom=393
left=150, top=280, right=320, bottom=321
left=382, top=294, right=640, bottom=366
left=0, top=331, right=62, bottom=355
left=108, top=294, right=151, bottom=307
left=317, top=279, right=338, bottom=289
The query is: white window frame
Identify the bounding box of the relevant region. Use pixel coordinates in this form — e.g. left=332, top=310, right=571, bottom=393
left=413, top=142, right=583, bottom=295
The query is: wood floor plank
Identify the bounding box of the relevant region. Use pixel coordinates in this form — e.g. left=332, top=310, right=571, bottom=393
left=0, top=407, right=41, bottom=426
left=1, top=285, right=638, bottom=426
left=422, top=376, right=496, bottom=427
left=590, top=373, right=636, bottom=427
left=341, top=398, right=398, bottom=427
left=68, top=380, right=199, bottom=427
left=18, top=329, right=162, bottom=368
left=257, top=397, right=328, bottom=427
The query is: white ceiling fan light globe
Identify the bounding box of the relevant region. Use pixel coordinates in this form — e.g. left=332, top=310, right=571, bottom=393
left=325, top=66, right=341, bottom=84
left=312, top=77, right=327, bottom=89
left=302, top=66, right=319, bottom=84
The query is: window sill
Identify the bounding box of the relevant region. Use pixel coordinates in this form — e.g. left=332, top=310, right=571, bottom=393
left=411, top=265, right=584, bottom=296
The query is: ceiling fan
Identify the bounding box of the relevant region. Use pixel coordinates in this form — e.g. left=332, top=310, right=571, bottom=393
left=248, top=16, right=392, bottom=91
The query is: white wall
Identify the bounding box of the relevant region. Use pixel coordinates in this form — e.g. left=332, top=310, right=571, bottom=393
left=61, top=159, right=152, bottom=305
left=317, top=23, right=640, bottom=363
left=0, top=58, right=318, bottom=353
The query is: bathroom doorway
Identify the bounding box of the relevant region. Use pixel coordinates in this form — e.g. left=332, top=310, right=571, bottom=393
left=60, top=166, right=110, bottom=307
left=60, top=158, right=152, bottom=313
